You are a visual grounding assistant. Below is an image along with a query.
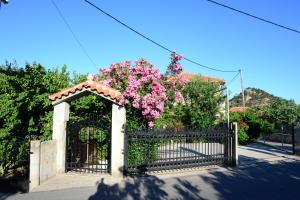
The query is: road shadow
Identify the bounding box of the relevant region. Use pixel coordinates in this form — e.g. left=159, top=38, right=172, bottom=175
left=172, top=178, right=208, bottom=200
left=200, top=156, right=300, bottom=200
left=88, top=175, right=168, bottom=200
left=88, top=173, right=209, bottom=200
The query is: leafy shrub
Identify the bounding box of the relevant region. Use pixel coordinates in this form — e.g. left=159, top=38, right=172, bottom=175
left=238, top=125, right=250, bottom=145
left=230, top=110, right=274, bottom=144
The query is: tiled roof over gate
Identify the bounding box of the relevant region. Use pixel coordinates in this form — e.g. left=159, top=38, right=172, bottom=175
left=49, top=76, right=121, bottom=102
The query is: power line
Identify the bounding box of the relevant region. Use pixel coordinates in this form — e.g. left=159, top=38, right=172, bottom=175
left=213, top=71, right=240, bottom=94
left=207, top=0, right=300, bottom=35
left=50, top=0, right=98, bottom=69
left=226, top=71, right=240, bottom=87
left=84, top=0, right=238, bottom=73
left=225, top=69, right=246, bottom=114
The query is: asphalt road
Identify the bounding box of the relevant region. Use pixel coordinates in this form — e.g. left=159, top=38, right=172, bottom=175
left=2, top=159, right=300, bottom=200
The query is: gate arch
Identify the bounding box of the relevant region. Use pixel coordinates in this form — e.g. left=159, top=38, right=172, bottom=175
left=49, top=75, right=126, bottom=177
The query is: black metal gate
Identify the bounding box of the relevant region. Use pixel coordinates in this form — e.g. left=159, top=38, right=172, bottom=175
left=124, top=125, right=235, bottom=174
left=66, top=117, right=111, bottom=173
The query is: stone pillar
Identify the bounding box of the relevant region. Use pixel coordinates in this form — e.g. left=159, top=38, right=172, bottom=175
left=52, top=102, right=70, bottom=173
left=110, top=103, right=126, bottom=177
left=29, top=140, right=41, bottom=191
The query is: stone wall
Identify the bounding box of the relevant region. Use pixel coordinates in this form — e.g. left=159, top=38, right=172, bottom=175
left=40, top=140, right=57, bottom=184
left=29, top=140, right=57, bottom=191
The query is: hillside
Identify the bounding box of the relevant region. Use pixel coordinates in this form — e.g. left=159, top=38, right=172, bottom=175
left=230, top=87, right=280, bottom=108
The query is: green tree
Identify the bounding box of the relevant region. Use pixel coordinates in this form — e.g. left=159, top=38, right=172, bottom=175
left=183, top=78, right=225, bottom=128
left=157, top=77, right=225, bottom=128
left=262, top=98, right=300, bottom=125
left=230, top=110, right=275, bottom=144
left=0, top=62, right=70, bottom=174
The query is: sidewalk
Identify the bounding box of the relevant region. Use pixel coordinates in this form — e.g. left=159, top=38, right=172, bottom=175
left=256, top=139, right=293, bottom=153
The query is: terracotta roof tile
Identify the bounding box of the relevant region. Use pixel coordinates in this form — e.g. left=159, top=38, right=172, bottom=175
left=49, top=77, right=122, bottom=102
left=229, top=106, right=248, bottom=113
left=181, top=73, right=225, bottom=84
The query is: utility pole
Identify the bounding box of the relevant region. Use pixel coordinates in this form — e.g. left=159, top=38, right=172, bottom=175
left=226, top=87, right=230, bottom=127
left=239, top=68, right=246, bottom=114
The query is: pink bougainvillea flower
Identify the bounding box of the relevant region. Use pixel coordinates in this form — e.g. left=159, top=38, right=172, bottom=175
left=99, top=53, right=185, bottom=128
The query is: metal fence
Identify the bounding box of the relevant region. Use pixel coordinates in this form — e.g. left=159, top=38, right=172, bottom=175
left=295, top=122, right=300, bottom=156
left=260, top=124, right=295, bottom=154
left=124, top=125, right=235, bottom=174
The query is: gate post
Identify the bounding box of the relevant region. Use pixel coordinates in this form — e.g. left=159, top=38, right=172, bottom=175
left=111, top=104, right=126, bottom=177
left=52, top=102, right=70, bottom=173
left=29, top=140, right=41, bottom=191
left=224, top=125, right=229, bottom=165
left=294, top=122, right=300, bottom=156
left=231, top=122, right=238, bottom=166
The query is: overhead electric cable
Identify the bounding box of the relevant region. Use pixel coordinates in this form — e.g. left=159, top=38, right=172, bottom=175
left=84, top=0, right=238, bottom=73
left=213, top=71, right=240, bottom=94
left=226, top=71, right=240, bottom=87
left=207, top=0, right=300, bottom=35
left=51, top=0, right=98, bottom=69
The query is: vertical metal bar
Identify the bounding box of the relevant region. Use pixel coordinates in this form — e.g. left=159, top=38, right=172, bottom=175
left=78, top=130, right=80, bottom=173
left=184, top=132, right=186, bottom=166
left=292, top=124, right=295, bottom=154
left=204, top=132, right=206, bottom=163
left=176, top=133, right=182, bottom=162
left=212, top=131, right=214, bottom=163
left=206, top=131, right=208, bottom=164
left=202, top=133, right=204, bottom=163
left=91, top=128, right=94, bottom=172
left=195, top=131, right=196, bottom=163
left=172, top=135, right=175, bottom=164
left=90, top=127, right=92, bottom=173
left=282, top=133, right=284, bottom=148
left=209, top=132, right=211, bottom=162
left=167, top=134, right=170, bottom=166
left=207, top=131, right=210, bottom=163
left=96, top=128, right=99, bottom=173
left=233, top=124, right=236, bottom=166
left=224, top=125, right=229, bottom=165
left=163, top=133, right=166, bottom=167
left=228, top=124, right=234, bottom=164
left=215, top=132, right=217, bottom=163
left=195, top=131, right=198, bottom=162
left=187, top=131, right=189, bottom=164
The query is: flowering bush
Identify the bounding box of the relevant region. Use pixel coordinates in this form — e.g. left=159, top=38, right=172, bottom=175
left=165, top=51, right=184, bottom=76
left=99, top=53, right=185, bottom=128
left=163, top=52, right=187, bottom=107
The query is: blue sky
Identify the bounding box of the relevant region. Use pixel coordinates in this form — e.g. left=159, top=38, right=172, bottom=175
left=1, top=0, right=300, bottom=103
